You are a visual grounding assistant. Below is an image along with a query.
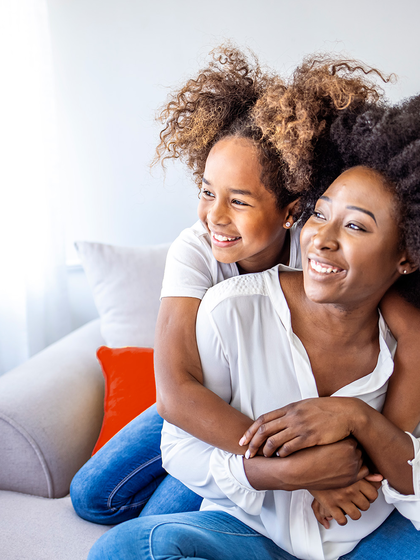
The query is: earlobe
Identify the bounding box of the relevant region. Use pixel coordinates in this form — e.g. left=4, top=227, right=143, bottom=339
left=398, top=258, right=418, bottom=276
left=283, top=199, right=300, bottom=230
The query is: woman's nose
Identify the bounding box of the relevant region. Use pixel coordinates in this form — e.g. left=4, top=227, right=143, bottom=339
left=313, top=223, right=339, bottom=251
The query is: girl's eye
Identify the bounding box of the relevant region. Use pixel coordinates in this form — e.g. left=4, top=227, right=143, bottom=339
left=232, top=199, right=248, bottom=206
left=201, top=188, right=215, bottom=198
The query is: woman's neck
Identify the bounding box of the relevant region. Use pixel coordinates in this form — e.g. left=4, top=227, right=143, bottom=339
left=280, top=271, right=382, bottom=396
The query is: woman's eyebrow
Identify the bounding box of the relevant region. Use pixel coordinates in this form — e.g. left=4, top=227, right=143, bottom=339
left=320, top=196, right=377, bottom=223
left=346, top=205, right=377, bottom=224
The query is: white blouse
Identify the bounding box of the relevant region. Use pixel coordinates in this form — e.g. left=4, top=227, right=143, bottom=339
left=161, top=265, right=420, bottom=560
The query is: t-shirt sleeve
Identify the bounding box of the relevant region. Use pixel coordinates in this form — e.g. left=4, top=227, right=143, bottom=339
left=160, top=228, right=213, bottom=300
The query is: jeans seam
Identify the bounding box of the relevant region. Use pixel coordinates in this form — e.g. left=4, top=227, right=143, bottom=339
left=107, top=454, right=163, bottom=511
left=149, top=519, right=263, bottom=560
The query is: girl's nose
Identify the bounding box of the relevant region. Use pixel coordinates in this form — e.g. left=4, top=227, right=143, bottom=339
left=313, top=223, right=339, bottom=251
left=208, top=199, right=229, bottom=225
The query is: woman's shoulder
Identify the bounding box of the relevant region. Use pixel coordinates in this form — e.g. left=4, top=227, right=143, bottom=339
left=201, top=266, right=290, bottom=314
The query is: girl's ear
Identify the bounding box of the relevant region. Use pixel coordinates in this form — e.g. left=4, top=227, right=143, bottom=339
left=397, top=257, right=418, bottom=276
left=283, top=199, right=300, bottom=229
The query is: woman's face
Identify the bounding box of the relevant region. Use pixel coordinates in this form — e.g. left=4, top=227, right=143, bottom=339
left=198, top=137, right=293, bottom=273
left=300, top=166, right=407, bottom=310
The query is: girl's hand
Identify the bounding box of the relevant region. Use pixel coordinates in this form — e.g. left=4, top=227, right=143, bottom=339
left=240, top=397, right=361, bottom=458
left=311, top=475, right=383, bottom=529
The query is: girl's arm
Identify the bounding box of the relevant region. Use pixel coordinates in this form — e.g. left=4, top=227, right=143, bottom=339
left=380, top=288, right=420, bottom=432
left=154, top=297, right=252, bottom=454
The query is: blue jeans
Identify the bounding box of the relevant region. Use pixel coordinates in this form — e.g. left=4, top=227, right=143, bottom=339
left=88, top=509, right=420, bottom=560
left=70, top=404, right=202, bottom=524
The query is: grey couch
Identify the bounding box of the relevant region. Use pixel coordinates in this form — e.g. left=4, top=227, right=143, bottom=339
left=0, top=318, right=112, bottom=559
left=0, top=240, right=171, bottom=559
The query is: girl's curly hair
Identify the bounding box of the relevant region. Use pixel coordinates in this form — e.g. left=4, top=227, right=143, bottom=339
left=154, top=44, right=389, bottom=210
left=325, top=95, right=420, bottom=307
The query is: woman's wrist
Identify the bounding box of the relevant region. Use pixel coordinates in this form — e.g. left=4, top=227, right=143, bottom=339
left=346, top=398, right=374, bottom=439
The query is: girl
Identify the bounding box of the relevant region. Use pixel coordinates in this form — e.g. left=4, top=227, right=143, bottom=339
left=88, top=94, right=420, bottom=560
left=70, top=45, right=386, bottom=523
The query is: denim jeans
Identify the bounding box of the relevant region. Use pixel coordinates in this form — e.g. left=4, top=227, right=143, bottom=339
left=70, top=404, right=202, bottom=524
left=87, top=509, right=420, bottom=560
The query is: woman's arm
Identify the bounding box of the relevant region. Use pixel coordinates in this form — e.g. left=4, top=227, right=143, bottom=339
left=240, top=397, right=415, bottom=495
left=380, top=288, right=420, bottom=432
left=154, top=297, right=252, bottom=454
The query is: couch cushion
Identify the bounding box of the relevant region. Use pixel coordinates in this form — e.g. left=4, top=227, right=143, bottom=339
left=92, top=346, right=156, bottom=454
left=75, top=241, right=171, bottom=348
left=0, top=492, right=111, bottom=560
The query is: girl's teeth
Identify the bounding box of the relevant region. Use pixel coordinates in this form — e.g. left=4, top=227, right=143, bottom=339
left=213, top=233, right=238, bottom=242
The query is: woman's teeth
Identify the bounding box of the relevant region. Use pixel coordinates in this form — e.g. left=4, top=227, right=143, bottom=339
left=212, top=233, right=240, bottom=242
left=310, top=259, right=341, bottom=274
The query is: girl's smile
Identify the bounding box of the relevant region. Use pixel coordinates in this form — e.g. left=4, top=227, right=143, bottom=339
left=198, top=137, right=296, bottom=273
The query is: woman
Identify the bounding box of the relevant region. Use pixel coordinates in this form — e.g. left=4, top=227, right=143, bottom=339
left=88, top=96, right=420, bottom=559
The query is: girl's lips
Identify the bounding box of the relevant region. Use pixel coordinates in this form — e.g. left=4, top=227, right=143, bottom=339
left=309, top=258, right=345, bottom=275
left=210, top=231, right=241, bottom=247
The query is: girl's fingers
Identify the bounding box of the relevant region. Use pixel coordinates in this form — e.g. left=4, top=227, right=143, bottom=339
left=365, top=473, right=383, bottom=482
left=342, top=503, right=362, bottom=522
left=328, top=507, right=348, bottom=526
left=359, top=480, right=380, bottom=503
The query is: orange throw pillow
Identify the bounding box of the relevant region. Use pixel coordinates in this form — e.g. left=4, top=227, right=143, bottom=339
left=92, top=346, right=156, bottom=454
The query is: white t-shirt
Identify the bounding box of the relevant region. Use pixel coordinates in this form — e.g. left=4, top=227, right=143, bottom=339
left=162, top=266, right=420, bottom=560
left=161, top=220, right=302, bottom=299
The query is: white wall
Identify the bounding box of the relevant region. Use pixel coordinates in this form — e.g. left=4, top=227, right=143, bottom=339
left=46, top=0, right=420, bottom=329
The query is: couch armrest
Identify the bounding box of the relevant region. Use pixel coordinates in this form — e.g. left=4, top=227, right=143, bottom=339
left=0, top=319, right=105, bottom=498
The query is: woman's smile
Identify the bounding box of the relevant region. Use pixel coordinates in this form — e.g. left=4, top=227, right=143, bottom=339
left=300, top=166, right=406, bottom=310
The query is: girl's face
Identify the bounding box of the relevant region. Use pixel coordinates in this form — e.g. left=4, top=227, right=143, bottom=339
left=198, top=137, right=294, bottom=273
left=300, top=166, right=409, bottom=310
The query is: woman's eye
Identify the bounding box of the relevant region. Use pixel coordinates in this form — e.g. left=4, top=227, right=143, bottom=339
left=346, top=222, right=366, bottom=232
left=311, top=210, right=325, bottom=220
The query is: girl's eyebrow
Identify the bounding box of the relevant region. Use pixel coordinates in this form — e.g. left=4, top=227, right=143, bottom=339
left=319, top=195, right=377, bottom=223
left=202, top=177, right=255, bottom=197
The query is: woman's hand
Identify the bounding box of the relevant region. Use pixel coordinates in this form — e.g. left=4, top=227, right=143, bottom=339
left=240, top=397, right=361, bottom=458
left=245, top=438, right=369, bottom=492
left=311, top=474, right=383, bottom=529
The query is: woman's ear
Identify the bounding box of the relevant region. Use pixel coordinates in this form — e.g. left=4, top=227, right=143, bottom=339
left=397, top=257, right=418, bottom=276
left=283, top=199, right=300, bottom=229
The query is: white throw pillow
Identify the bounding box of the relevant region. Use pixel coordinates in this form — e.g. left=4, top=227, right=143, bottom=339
left=75, top=241, right=171, bottom=348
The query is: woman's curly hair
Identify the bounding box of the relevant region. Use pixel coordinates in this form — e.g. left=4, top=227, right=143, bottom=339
left=154, top=44, right=389, bottom=210
left=322, top=95, right=420, bottom=307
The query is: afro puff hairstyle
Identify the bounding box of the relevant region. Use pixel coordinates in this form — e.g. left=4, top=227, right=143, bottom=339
left=153, top=44, right=388, bottom=211
left=315, top=95, right=420, bottom=307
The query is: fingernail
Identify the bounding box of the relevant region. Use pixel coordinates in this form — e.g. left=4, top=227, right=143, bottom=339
left=245, top=449, right=251, bottom=459
left=239, top=437, right=246, bottom=446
